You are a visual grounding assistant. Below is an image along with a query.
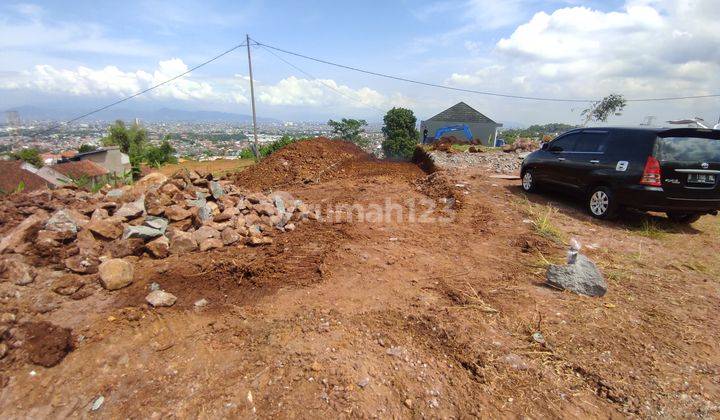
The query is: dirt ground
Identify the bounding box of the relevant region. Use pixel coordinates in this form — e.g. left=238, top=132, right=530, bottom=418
left=153, top=158, right=255, bottom=178
left=1, top=140, right=719, bottom=418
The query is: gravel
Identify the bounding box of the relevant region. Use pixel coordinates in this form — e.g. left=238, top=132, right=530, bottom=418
left=429, top=151, right=526, bottom=174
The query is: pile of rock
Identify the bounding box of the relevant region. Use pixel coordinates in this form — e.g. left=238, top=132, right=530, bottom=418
left=0, top=169, right=316, bottom=280
left=428, top=150, right=525, bottom=174
left=502, top=139, right=538, bottom=153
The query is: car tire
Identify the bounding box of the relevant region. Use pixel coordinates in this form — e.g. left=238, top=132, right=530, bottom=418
left=521, top=169, right=537, bottom=193
left=587, top=186, right=617, bottom=219
left=666, top=212, right=702, bottom=224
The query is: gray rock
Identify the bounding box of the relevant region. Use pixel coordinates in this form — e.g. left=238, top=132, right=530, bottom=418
left=144, top=216, right=168, bottom=232
left=209, top=181, right=224, bottom=199
left=115, top=196, right=145, bottom=220
left=45, top=209, right=78, bottom=236
left=90, top=396, right=104, bottom=411
left=546, top=253, right=607, bottom=297
left=273, top=195, right=286, bottom=214
left=149, top=282, right=161, bottom=291
left=194, top=298, right=208, bottom=308
left=122, top=225, right=164, bottom=240
left=146, top=290, right=177, bottom=307
left=106, top=189, right=125, bottom=198
left=197, top=205, right=213, bottom=222
left=187, top=192, right=208, bottom=208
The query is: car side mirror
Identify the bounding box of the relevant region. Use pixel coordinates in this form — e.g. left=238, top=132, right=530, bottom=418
left=541, top=143, right=549, bottom=151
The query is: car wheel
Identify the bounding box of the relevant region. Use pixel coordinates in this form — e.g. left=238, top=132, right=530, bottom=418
left=521, top=169, right=537, bottom=193
left=587, top=186, right=617, bottom=219
left=666, top=212, right=702, bottom=224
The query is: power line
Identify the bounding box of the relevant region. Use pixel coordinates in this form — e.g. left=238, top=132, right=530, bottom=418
left=32, top=42, right=250, bottom=138
left=253, top=38, right=720, bottom=103
left=257, top=43, right=386, bottom=113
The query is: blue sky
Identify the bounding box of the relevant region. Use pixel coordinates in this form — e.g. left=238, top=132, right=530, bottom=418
left=1, top=0, right=719, bottom=125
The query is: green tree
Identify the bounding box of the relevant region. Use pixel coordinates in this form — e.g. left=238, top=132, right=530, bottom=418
left=144, top=138, right=177, bottom=168
left=581, top=94, right=626, bottom=126
left=327, top=118, right=368, bottom=147
left=382, top=107, right=419, bottom=140
left=381, top=108, right=419, bottom=160
left=78, top=144, right=97, bottom=153
left=13, top=148, right=43, bottom=167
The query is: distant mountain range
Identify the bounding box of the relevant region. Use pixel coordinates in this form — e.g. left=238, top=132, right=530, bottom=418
left=4, top=106, right=279, bottom=123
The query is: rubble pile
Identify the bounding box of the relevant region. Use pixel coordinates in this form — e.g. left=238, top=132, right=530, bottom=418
left=0, top=169, right=315, bottom=285
left=502, top=139, right=538, bottom=153
left=428, top=150, right=526, bottom=174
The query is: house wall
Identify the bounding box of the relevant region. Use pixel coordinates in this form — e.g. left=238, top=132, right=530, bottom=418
left=79, top=147, right=131, bottom=176
left=421, top=120, right=500, bottom=146
left=36, top=166, right=70, bottom=187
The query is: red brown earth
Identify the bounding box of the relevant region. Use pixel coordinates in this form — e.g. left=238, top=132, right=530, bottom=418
left=0, top=138, right=718, bottom=417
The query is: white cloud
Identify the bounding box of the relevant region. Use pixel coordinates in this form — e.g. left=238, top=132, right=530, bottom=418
left=257, top=76, right=396, bottom=109
left=448, top=0, right=720, bottom=102
left=0, top=62, right=409, bottom=111
left=1, top=59, right=248, bottom=104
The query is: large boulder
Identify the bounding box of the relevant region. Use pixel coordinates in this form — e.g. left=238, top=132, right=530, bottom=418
left=115, top=196, right=146, bottom=220
left=105, top=238, right=145, bottom=258
left=199, top=238, right=223, bottom=251
left=98, top=258, right=134, bottom=290
left=1, top=259, right=35, bottom=286
left=209, top=181, right=224, bottom=199
left=144, top=216, right=168, bottom=232
left=192, top=226, right=221, bottom=243
left=546, top=254, right=607, bottom=297
left=146, top=290, right=177, bottom=307
left=86, top=219, right=123, bottom=240
left=122, top=225, right=164, bottom=241
left=45, top=209, right=79, bottom=239
left=146, top=236, right=170, bottom=259
left=221, top=228, right=241, bottom=245
left=164, top=205, right=192, bottom=222
left=0, top=211, right=48, bottom=254
left=170, top=231, right=198, bottom=254
left=134, top=172, right=168, bottom=190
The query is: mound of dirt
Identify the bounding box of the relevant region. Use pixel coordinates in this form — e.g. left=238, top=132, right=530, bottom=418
left=22, top=321, right=74, bottom=367
left=234, top=137, right=372, bottom=191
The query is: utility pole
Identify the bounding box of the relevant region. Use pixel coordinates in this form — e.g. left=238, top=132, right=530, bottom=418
left=246, top=34, right=260, bottom=162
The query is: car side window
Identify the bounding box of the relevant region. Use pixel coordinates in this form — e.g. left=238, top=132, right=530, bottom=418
left=549, top=133, right=580, bottom=152
left=576, top=131, right=610, bottom=153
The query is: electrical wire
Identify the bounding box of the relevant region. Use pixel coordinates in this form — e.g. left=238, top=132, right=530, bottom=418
left=257, top=43, right=386, bottom=113
left=31, top=42, right=250, bottom=137
left=253, top=38, right=720, bottom=103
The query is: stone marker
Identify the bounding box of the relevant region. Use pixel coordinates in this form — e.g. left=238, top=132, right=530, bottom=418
left=546, top=253, right=607, bottom=297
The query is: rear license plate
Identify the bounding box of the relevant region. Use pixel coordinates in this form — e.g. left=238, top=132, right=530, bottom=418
left=688, top=173, right=715, bottom=184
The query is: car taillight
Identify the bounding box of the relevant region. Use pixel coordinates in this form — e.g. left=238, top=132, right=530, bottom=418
left=640, top=155, right=662, bottom=187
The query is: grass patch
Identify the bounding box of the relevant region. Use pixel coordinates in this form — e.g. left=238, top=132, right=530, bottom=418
left=531, top=206, right=565, bottom=243
left=450, top=144, right=471, bottom=152
left=634, top=219, right=666, bottom=240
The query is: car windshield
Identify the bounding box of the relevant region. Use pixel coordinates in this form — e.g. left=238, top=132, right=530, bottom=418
left=659, top=137, right=720, bottom=162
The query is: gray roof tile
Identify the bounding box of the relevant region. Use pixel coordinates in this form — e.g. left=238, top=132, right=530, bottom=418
left=426, top=102, right=498, bottom=124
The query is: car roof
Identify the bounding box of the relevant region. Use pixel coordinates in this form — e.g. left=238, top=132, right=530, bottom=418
left=561, top=126, right=720, bottom=138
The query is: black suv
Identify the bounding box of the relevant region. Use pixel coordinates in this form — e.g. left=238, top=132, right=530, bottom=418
left=520, top=127, right=720, bottom=222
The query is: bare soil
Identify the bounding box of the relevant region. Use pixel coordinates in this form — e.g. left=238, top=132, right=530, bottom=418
left=1, top=139, right=719, bottom=418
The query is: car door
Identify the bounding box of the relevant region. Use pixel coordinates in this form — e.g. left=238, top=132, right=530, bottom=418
left=564, top=130, right=612, bottom=191
left=543, top=131, right=581, bottom=187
